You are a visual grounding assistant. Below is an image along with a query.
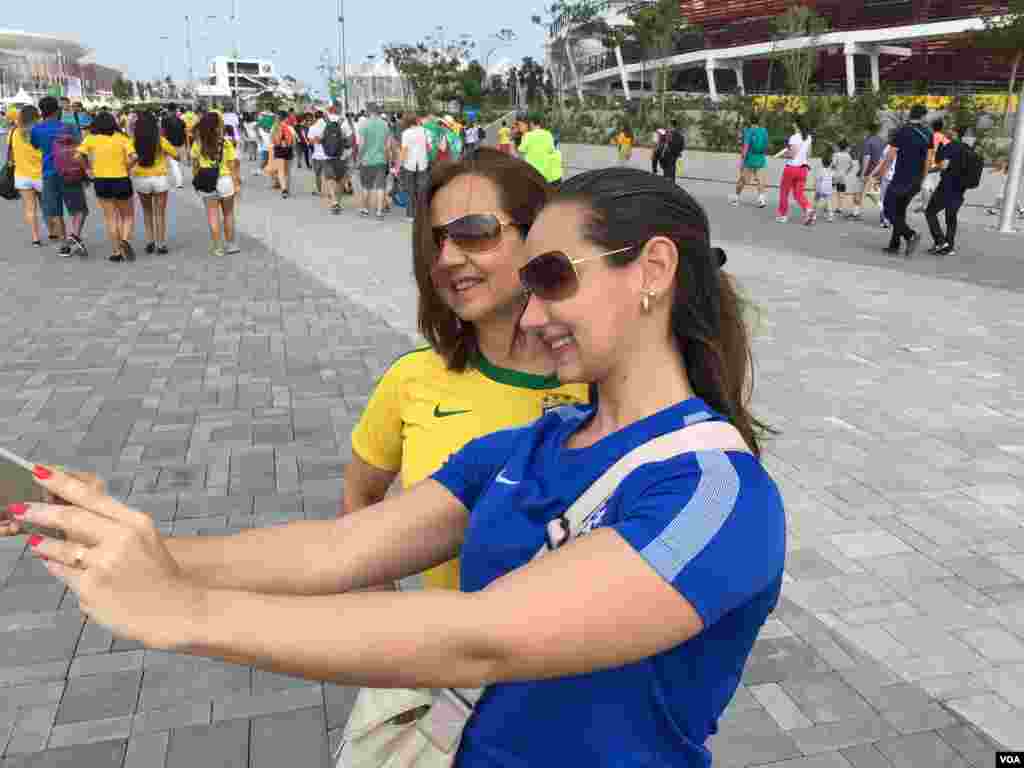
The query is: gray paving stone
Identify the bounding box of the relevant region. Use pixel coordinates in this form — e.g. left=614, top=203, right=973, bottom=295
left=840, top=744, right=894, bottom=768
left=4, top=704, right=58, bottom=755
left=874, top=731, right=972, bottom=768
left=46, top=716, right=132, bottom=749
left=0, top=584, right=68, bottom=617
left=123, top=731, right=169, bottom=768
left=68, top=650, right=144, bottom=678
left=788, top=717, right=899, bottom=755
left=138, top=658, right=250, bottom=711
left=250, top=706, right=329, bottom=768
left=781, top=673, right=879, bottom=724
left=164, top=718, right=248, bottom=768
left=0, top=738, right=125, bottom=767
left=762, top=754, right=855, bottom=768
left=0, top=661, right=70, bottom=690
left=75, top=620, right=115, bottom=656
left=0, top=621, right=81, bottom=668
left=131, top=700, right=212, bottom=735
left=212, top=683, right=323, bottom=722
left=324, top=684, right=359, bottom=731
left=55, top=670, right=142, bottom=725
left=707, top=726, right=802, bottom=768
left=937, top=723, right=1004, bottom=766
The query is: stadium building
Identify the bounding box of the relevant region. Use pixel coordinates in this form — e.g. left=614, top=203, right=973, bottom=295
left=0, top=29, right=122, bottom=102
left=545, top=0, right=1016, bottom=99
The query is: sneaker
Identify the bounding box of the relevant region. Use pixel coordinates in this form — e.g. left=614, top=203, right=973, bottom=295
left=145, top=242, right=156, bottom=254
left=331, top=205, right=342, bottom=215
left=376, top=211, right=385, bottom=220
left=32, top=240, right=42, bottom=247
left=882, top=246, right=901, bottom=256
left=775, top=216, right=787, bottom=223
left=825, top=214, right=835, bottom=223
left=225, top=243, right=241, bottom=255
left=1017, top=207, right=1024, bottom=219
left=281, top=190, right=289, bottom=199
left=728, top=193, right=739, bottom=207
left=880, top=221, right=891, bottom=229
left=58, top=243, right=72, bottom=257
left=156, top=244, right=169, bottom=255
left=986, top=207, right=999, bottom=215
left=757, top=196, right=767, bottom=208
left=209, top=241, right=223, bottom=257
left=121, top=241, right=136, bottom=262
left=108, top=253, right=123, bottom=263
left=803, top=212, right=816, bottom=226
left=848, top=210, right=862, bottom=220
left=936, top=243, right=956, bottom=256
left=926, top=242, right=946, bottom=255
left=905, top=231, right=921, bottom=258
left=360, top=209, right=370, bottom=217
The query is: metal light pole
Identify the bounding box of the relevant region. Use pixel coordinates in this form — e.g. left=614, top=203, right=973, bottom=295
left=337, top=0, right=349, bottom=113
left=367, top=54, right=376, bottom=106
left=160, top=35, right=170, bottom=96
left=231, top=0, right=241, bottom=114
left=185, top=16, right=194, bottom=101
left=999, top=90, right=1024, bottom=234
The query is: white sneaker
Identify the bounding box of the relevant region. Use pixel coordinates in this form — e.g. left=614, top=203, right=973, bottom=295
left=775, top=216, right=787, bottom=223
left=757, top=196, right=767, bottom=208
left=728, top=193, right=739, bottom=207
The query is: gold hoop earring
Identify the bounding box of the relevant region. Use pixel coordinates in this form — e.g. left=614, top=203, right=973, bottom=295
left=641, top=291, right=655, bottom=313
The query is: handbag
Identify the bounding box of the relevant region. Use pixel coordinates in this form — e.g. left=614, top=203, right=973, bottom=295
left=335, top=419, right=749, bottom=768
left=1, top=131, right=20, bottom=201
left=192, top=140, right=223, bottom=194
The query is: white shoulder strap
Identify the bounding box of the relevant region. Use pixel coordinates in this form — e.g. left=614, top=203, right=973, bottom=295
left=535, top=420, right=750, bottom=559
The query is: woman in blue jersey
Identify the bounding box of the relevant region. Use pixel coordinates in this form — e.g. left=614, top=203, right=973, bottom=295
left=11, top=169, right=786, bottom=768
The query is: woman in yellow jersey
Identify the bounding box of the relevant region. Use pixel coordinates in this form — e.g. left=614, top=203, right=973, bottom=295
left=76, top=111, right=137, bottom=263
left=613, top=124, right=635, bottom=165
left=11, top=105, right=45, bottom=246
left=131, top=112, right=178, bottom=255
left=343, top=148, right=589, bottom=590
left=496, top=120, right=513, bottom=155
left=191, top=112, right=240, bottom=257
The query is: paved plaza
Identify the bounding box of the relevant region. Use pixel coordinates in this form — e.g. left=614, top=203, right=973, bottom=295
left=0, top=157, right=1022, bottom=767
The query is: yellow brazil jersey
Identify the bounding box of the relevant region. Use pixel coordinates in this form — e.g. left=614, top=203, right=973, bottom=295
left=191, top=138, right=236, bottom=177
left=351, top=346, right=589, bottom=590
left=498, top=126, right=511, bottom=145
left=77, top=133, right=134, bottom=179
left=133, top=136, right=177, bottom=177
left=11, top=129, right=43, bottom=181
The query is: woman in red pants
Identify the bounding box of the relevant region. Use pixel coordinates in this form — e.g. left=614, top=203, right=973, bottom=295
left=774, top=117, right=813, bottom=225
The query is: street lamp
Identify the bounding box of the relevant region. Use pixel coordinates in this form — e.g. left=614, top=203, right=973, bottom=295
left=366, top=54, right=376, bottom=106
left=337, top=0, right=349, bottom=113
left=483, top=29, right=518, bottom=86
left=159, top=35, right=171, bottom=95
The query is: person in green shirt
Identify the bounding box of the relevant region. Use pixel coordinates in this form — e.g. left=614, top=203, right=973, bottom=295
left=356, top=104, right=390, bottom=218
left=519, top=115, right=557, bottom=182
left=730, top=114, right=769, bottom=208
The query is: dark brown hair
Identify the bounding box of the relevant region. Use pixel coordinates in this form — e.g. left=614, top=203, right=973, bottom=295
left=195, top=112, right=223, bottom=162
left=554, top=168, right=775, bottom=456
left=413, top=147, right=551, bottom=372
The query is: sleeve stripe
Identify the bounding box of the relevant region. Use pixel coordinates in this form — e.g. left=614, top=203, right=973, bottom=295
left=638, top=451, right=741, bottom=583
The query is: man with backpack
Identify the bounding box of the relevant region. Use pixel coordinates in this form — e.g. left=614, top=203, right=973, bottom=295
left=308, top=106, right=353, bottom=215
left=31, top=96, right=88, bottom=257
left=924, top=125, right=982, bottom=257
left=879, top=104, right=933, bottom=258
left=730, top=114, right=769, bottom=207
left=660, top=119, right=686, bottom=183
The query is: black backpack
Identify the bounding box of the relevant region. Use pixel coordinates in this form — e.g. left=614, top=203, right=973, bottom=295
left=957, top=143, right=984, bottom=190
left=321, top=119, right=348, bottom=158
left=667, top=129, right=686, bottom=157
left=163, top=115, right=186, bottom=148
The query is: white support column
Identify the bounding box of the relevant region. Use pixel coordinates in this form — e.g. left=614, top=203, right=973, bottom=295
left=732, top=61, right=745, bottom=96
left=705, top=59, right=719, bottom=102
left=870, top=51, right=880, bottom=93
left=845, top=52, right=856, bottom=98
left=614, top=45, right=631, bottom=101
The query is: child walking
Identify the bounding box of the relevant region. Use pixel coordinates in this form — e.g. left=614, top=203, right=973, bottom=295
left=806, top=146, right=835, bottom=225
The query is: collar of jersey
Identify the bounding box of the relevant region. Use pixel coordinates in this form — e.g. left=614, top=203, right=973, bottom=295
left=473, top=350, right=562, bottom=391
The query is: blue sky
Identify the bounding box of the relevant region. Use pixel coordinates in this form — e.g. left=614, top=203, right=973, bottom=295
left=6, top=1, right=548, bottom=90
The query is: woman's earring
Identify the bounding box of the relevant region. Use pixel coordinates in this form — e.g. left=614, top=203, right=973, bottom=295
left=641, top=291, right=654, bottom=313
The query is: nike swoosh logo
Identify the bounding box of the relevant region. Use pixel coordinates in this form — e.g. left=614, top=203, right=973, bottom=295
left=495, top=471, right=519, bottom=486
left=434, top=405, right=472, bottom=418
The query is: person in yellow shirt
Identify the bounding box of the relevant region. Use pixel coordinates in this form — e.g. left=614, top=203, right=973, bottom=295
left=612, top=124, right=635, bottom=165
left=10, top=105, right=45, bottom=246
left=344, top=148, right=589, bottom=591
left=183, top=109, right=198, bottom=164
left=76, top=111, right=137, bottom=262
left=131, top=111, right=178, bottom=255
left=497, top=120, right=513, bottom=155
left=191, top=111, right=239, bottom=257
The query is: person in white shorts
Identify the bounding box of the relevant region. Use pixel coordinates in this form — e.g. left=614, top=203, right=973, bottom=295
left=10, top=104, right=45, bottom=246
left=191, top=112, right=239, bottom=257
left=132, top=111, right=178, bottom=255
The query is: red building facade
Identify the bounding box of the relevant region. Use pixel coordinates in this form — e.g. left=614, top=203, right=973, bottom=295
left=674, top=0, right=1014, bottom=92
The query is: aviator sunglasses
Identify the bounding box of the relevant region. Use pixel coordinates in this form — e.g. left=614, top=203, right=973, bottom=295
left=519, top=246, right=637, bottom=302
left=431, top=213, right=515, bottom=256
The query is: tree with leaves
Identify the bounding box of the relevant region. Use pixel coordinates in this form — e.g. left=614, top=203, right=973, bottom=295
left=533, top=1, right=604, bottom=104
left=770, top=1, right=829, bottom=98
left=135, top=80, right=149, bottom=101
left=619, top=0, right=696, bottom=118
left=973, top=0, right=1024, bottom=126
left=112, top=77, right=133, bottom=103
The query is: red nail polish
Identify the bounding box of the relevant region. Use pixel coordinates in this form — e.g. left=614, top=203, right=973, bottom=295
left=29, top=534, right=43, bottom=548
left=33, top=466, right=52, bottom=480
left=8, top=503, right=27, bottom=518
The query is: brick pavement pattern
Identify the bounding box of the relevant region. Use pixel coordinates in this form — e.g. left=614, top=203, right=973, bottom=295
left=0, top=163, right=1021, bottom=767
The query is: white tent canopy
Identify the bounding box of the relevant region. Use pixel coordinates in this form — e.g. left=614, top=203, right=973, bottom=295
left=10, top=88, right=32, bottom=104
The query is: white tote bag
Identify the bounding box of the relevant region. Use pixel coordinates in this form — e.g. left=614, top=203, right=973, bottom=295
left=335, top=419, right=749, bottom=768
left=167, top=157, right=183, bottom=189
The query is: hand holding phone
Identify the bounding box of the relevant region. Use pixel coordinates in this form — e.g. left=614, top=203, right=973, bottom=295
left=0, top=447, right=104, bottom=539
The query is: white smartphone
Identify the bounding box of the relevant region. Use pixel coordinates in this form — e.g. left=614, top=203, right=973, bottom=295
left=0, top=446, right=65, bottom=540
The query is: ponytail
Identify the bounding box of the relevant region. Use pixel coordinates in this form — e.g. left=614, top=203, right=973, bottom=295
left=555, top=169, right=776, bottom=456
